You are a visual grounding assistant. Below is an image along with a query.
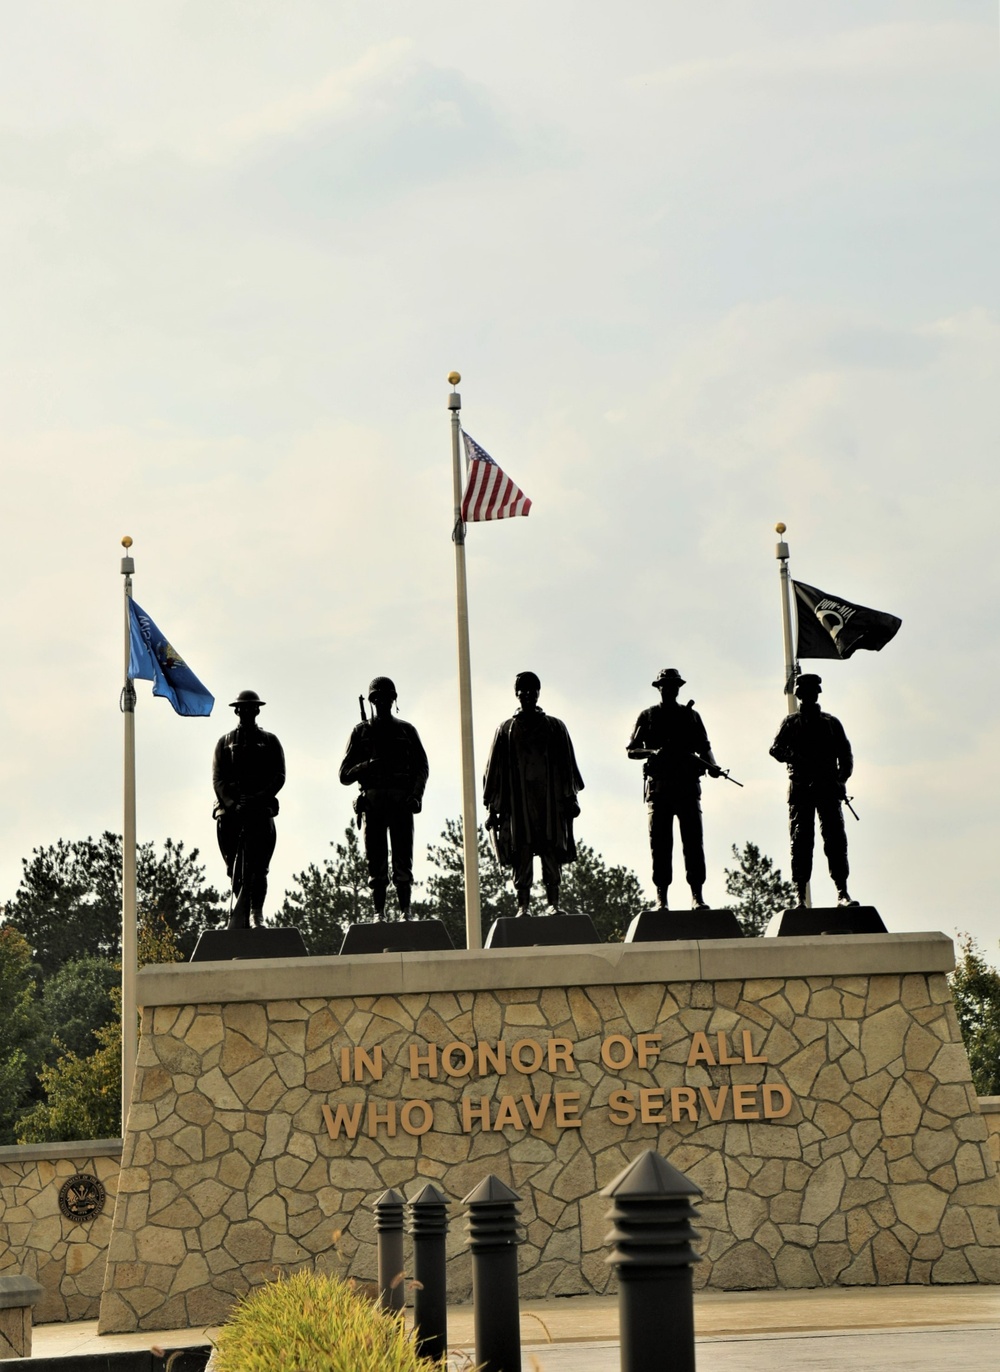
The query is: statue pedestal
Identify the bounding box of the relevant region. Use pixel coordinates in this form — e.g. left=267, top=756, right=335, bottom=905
left=339, top=920, right=454, bottom=955
left=189, top=927, right=309, bottom=961
left=625, top=909, right=743, bottom=942
left=485, top=913, right=601, bottom=948
left=768, top=906, right=887, bottom=937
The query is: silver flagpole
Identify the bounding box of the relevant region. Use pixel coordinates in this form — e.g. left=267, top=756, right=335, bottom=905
left=448, top=373, right=483, bottom=949
left=775, top=522, right=798, bottom=716
left=120, top=536, right=138, bottom=1133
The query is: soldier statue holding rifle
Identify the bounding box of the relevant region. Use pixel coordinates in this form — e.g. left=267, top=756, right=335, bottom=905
left=627, top=667, right=732, bottom=910
left=769, top=672, right=858, bottom=908
left=339, top=677, right=429, bottom=919
left=212, top=689, right=285, bottom=929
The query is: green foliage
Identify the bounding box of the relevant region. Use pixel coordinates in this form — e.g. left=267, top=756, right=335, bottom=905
left=424, top=817, right=519, bottom=946
left=274, top=827, right=418, bottom=953
left=37, top=954, right=119, bottom=1062
left=0, top=927, right=44, bottom=1144
left=211, top=1270, right=434, bottom=1372
left=16, top=912, right=183, bottom=1144
left=950, top=936, right=1000, bottom=1097
left=723, top=841, right=796, bottom=937
left=3, top=832, right=223, bottom=974
left=559, top=842, right=645, bottom=942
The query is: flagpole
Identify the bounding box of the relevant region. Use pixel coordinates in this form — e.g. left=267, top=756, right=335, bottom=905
left=120, top=537, right=138, bottom=1134
left=448, top=372, right=483, bottom=950
left=775, top=522, right=798, bottom=716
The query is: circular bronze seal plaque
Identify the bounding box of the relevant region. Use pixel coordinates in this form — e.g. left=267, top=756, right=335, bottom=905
left=58, top=1173, right=106, bottom=1222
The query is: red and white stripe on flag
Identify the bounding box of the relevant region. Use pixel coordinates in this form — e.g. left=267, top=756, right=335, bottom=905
left=461, top=431, right=532, bottom=521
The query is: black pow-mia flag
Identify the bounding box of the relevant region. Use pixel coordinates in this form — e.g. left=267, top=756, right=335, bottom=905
left=793, top=580, right=901, bottom=660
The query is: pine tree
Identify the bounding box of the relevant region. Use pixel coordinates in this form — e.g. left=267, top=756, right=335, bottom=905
left=723, top=841, right=795, bottom=937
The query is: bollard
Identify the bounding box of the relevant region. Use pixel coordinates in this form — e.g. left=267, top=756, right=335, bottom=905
left=464, top=1174, right=523, bottom=1372
left=602, top=1150, right=703, bottom=1372
left=373, top=1186, right=406, bottom=1314
left=406, top=1182, right=449, bottom=1363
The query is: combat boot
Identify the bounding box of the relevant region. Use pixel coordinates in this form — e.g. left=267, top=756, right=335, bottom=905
left=396, top=882, right=412, bottom=920
left=655, top=888, right=668, bottom=910
left=690, top=886, right=708, bottom=910
left=836, top=889, right=860, bottom=907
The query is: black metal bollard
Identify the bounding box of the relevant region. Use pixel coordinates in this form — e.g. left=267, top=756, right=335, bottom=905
left=406, top=1182, right=449, bottom=1363
left=602, top=1150, right=703, bottom=1372
left=463, top=1174, right=523, bottom=1372
left=373, top=1186, right=406, bottom=1314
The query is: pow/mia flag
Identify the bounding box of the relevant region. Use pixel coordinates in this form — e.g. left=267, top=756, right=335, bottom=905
left=793, top=580, right=901, bottom=660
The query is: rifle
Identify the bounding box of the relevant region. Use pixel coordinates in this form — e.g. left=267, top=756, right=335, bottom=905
left=359, top=695, right=368, bottom=723
left=844, top=795, right=860, bottom=822
left=693, top=754, right=744, bottom=787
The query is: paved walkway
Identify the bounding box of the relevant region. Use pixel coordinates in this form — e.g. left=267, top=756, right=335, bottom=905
left=24, top=1285, right=1000, bottom=1368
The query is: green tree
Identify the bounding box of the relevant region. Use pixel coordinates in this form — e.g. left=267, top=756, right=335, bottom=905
left=0, top=927, right=44, bottom=1144
left=274, top=827, right=422, bottom=954
left=3, top=833, right=224, bottom=974
left=37, top=954, right=119, bottom=1062
left=950, top=936, right=1000, bottom=1097
left=558, top=842, right=646, bottom=942
left=424, top=817, right=520, bottom=946
left=723, top=841, right=796, bottom=937
left=16, top=912, right=183, bottom=1144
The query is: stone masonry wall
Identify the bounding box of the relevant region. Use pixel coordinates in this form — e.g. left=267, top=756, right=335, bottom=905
left=0, top=1143, right=121, bottom=1322
left=98, top=969, right=1000, bottom=1333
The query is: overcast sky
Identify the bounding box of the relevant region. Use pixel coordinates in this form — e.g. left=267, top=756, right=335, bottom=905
left=0, top=2, right=997, bottom=954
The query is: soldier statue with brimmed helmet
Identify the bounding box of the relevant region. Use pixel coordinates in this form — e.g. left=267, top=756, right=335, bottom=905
left=212, top=689, right=286, bottom=929
left=339, top=676, right=429, bottom=919
left=626, top=667, right=724, bottom=910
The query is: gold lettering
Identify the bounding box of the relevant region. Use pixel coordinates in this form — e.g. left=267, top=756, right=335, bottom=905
left=494, top=1095, right=526, bottom=1130
left=732, top=1084, right=760, bottom=1120
left=367, top=1100, right=396, bottom=1136
left=716, top=1032, right=741, bottom=1066
left=608, top=1089, right=636, bottom=1125
left=409, top=1042, right=439, bottom=1079
left=686, top=1032, right=715, bottom=1067
left=742, top=1030, right=768, bottom=1064
left=511, top=1039, right=544, bottom=1074
left=763, top=1085, right=792, bottom=1119
left=354, top=1045, right=383, bottom=1082
left=461, top=1096, right=491, bottom=1132
left=339, top=1047, right=351, bottom=1083
left=400, top=1100, right=434, bottom=1136
left=554, top=1091, right=582, bottom=1128
left=547, top=1037, right=576, bottom=1073
left=478, top=1040, right=507, bottom=1076
left=636, top=1033, right=662, bottom=1068
left=601, top=1035, right=634, bottom=1069
left=639, top=1087, right=667, bottom=1124
left=670, top=1087, right=698, bottom=1122
left=699, top=1084, right=729, bottom=1121
left=442, top=1042, right=475, bottom=1077
left=322, top=1101, right=363, bottom=1140
left=521, top=1094, right=552, bottom=1128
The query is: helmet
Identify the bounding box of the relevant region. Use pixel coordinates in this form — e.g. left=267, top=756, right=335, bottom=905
left=229, top=689, right=265, bottom=707
left=368, top=676, right=397, bottom=699
left=652, top=668, right=685, bottom=688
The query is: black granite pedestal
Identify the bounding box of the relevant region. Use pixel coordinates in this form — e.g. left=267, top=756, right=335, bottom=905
left=339, top=920, right=454, bottom=955
left=484, top=913, right=601, bottom=949
left=767, top=906, right=887, bottom=937
left=624, top=909, right=744, bottom=942
left=189, top=928, right=309, bottom=962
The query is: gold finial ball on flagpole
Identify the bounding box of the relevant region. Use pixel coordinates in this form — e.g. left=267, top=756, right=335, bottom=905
left=121, top=536, right=133, bottom=548
left=775, top=522, right=786, bottom=534
left=447, top=371, right=461, bottom=386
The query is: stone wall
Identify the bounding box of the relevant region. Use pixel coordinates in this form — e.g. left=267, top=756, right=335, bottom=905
left=97, top=935, right=1000, bottom=1333
left=0, top=1141, right=121, bottom=1322
left=982, top=1098, right=1000, bottom=1170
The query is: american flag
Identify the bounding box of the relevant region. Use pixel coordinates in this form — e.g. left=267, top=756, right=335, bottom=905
left=461, top=431, right=532, bottom=522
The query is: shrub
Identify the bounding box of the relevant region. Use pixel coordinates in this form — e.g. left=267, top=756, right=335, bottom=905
left=210, top=1269, right=437, bottom=1372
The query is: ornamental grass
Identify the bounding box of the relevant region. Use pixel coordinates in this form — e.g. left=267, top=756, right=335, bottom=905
left=210, top=1268, right=441, bottom=1372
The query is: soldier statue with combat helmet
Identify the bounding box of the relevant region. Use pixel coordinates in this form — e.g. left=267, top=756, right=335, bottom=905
left=339, top=677, right=429, bottom=919
left=626, top=667, right=724, bottom=910
left=769, top=672, right=859, bottom=908
left=212, top=689, right=286, bottom=929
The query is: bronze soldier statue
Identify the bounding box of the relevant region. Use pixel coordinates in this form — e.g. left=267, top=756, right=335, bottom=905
left=483, top=671, right=584, bottom=916
left=770, top=673, right=858, bottom=907
left=627, top=668, right=722, bottom=910
left=212, top=689, right=285, bottom=929
left=339, top=677, right=428, bottom=919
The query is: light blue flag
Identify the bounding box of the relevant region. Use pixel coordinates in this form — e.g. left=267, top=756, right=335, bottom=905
left=128, top=600, right=214, bottom=717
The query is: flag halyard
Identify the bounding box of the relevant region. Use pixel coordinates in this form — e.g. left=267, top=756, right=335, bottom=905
left=461, top=431, right=531, bottom=521
left=128, top=599, right=214, bottom=716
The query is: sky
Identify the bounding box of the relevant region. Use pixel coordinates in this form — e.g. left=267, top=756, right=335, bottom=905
left=0, top=2, right=997, bottom=955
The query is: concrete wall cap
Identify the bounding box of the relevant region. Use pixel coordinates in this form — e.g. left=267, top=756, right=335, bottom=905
left=0, top=1138, right=122, bottom=1165
left=0, top=1274, right=45, bottom=1309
